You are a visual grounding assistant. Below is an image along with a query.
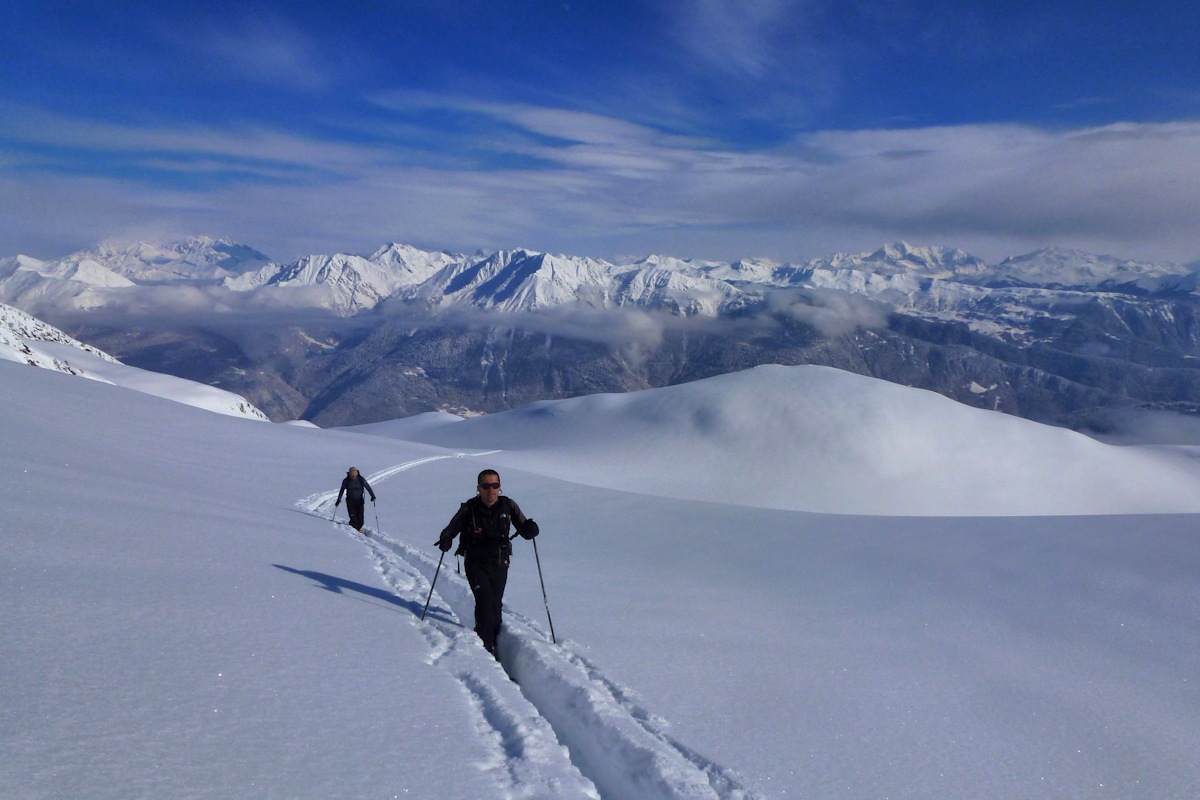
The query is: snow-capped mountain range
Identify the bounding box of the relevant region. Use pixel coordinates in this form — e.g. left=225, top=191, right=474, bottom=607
left=4, top=237, right=1197, bottom=336
left=224, top=243, right=461, bottom=316
left=3, top=236, right=1200, bottom=429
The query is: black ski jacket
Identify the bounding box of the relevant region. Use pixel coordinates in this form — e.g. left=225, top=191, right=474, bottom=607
left=440, top=496, right=529, bottom=563
left=337, top=474, right=376, bottom=504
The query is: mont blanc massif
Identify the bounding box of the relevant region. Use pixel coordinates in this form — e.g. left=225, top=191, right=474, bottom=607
left=4, top=236, right=1199, bottom=433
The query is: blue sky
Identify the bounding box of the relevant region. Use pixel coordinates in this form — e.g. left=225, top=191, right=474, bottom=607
left=2, top=0, right=1199, bottom=264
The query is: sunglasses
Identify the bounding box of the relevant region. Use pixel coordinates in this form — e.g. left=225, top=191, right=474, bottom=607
left=478, top=482, right=501, bottom=490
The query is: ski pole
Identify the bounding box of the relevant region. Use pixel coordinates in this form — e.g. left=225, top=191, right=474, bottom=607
left=421, top=547, right=447, bottom=621
left=373, top=500, right=380, bottom=534
left=532, top=538, right=557, bottom=644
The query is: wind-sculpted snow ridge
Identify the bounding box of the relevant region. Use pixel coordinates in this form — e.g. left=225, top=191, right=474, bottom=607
left=296, top=459, right=765, bottom=800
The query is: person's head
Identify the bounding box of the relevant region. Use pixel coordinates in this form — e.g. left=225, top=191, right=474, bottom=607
left=477, top=469, right=501, bottom=505
left=347, top=467, right=359, bottom=478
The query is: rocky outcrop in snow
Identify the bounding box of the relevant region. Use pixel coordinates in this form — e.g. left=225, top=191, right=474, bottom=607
left=0, top=303, right=268, bottom=421
left=0, top=303, right=118, bottom=373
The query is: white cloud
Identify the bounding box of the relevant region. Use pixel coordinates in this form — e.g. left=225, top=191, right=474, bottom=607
left=767, top=287, right=889, bottom=337
left=2, top=107, right=383, bottom=175
left=781, top=122, right=1200, bottom=256
left=179, top=15, right=342, bottom=92
left=664, top=0, right=801, bottom=80
left=3, top=103, right=1200, bottom=265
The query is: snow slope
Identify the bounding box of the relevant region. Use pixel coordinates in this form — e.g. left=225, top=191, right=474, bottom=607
left=34, top=341, right=270, bottom=421
left=0, top=303, right=268, bottom=421
left=349, top=364, right=1200, bottom=516
left=0, top=302, right=117, bottom=373
left=3, top=361, right=1199, bottom=799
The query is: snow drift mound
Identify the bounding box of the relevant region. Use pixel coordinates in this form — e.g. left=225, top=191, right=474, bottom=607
left=357, top=364, right=1200, bottom=516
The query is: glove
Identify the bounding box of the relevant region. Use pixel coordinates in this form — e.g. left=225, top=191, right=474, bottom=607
left=335, top=501, right=340, bottom=507
left=437, top=532, right=454, bottom=552
left=519, top=519, right=540, bottom=540
left=371, top=497, right=377, bottom=504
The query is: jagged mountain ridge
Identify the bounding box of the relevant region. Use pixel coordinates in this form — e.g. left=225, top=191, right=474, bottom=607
left=226, top=243, right=461, bottom=315
left=3, top=237, right=1200, bottom=429
left=6, top=237, right=1197, bottom=323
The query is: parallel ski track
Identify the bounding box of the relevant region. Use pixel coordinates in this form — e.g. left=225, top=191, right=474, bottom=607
left=297, top=456, right=764, bottom=800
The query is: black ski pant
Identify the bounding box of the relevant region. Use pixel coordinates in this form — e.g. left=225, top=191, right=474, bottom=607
left=347, top=498, right=365, bottom=530
left=465, top=557, right=508, bottom=655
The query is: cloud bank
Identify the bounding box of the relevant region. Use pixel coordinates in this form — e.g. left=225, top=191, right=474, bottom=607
left=3, top=101, right=1200, bottom=265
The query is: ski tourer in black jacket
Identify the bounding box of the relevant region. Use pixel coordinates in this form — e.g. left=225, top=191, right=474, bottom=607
left=438, top=494, right=539, bottom=656
left=335, top=468, right=376, bottom=531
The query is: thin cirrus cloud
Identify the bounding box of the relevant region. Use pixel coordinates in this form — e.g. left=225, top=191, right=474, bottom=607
left=3, top=96, right=1200, bottom=264
left=786, top=123, right=1200, bottom=241
left=2, top=0, right=1198, bottom=266
left=2, top=106, right=386, bottom=178
left=665, top=0, right=796, bottom=79
left=162, top=14, right=345, bottom=93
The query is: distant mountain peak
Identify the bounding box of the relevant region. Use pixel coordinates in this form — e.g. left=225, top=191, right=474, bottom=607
left=993, top=247, right=1189, bottom=290
left=67, top=236, right=272, bottom=282
left=875, top=241, right=918, bottom=258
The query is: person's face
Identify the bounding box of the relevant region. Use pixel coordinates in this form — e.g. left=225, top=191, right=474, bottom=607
left=477, top=475, right=501, bottom=505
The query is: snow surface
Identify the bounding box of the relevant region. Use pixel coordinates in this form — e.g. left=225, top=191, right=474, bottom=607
left=0, top=303, right=269, bottom=421
left=32, top=342, right=269, bottom=421
left=3, top=361, right=1200, bottom=799
left=350, top=365, right=1200, bottom=517
left=0, top=303, right=117, bottom=372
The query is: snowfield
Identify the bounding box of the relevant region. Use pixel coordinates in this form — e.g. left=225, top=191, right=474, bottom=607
left=3, top=359, right=1200, bottom=799
left=349, top=364, right=1200, bottom=516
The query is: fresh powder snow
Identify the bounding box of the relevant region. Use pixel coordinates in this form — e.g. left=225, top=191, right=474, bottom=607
left=3, top=358, right=1199, bottom=798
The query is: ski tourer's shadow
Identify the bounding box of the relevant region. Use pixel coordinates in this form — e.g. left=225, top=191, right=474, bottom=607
left=272, top=564, right=440, bottom=619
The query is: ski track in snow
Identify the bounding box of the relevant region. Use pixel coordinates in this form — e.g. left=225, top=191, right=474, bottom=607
left=296, top=457, right=764, bottom=800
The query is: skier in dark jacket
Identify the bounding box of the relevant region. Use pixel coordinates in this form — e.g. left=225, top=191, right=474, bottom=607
left=335, top=467, right=376, bottom=531
left=438, top=469, right=539, bottom=658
